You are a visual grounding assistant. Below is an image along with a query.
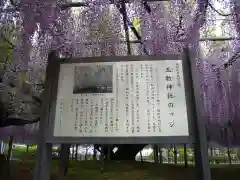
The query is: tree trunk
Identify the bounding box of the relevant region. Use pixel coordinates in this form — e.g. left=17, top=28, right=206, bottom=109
left=85, top=147, right=88, bottom=160
left=140, top=150, right=143, bottom=162
left=109, top=144, right=146, bottom=160
left=75, top=144, right=78, bottom=160
left=26, top=145, right=29, bottom=153
left=210, top=148, right=213, bottom=157
left=210, top=148, right=213, bottom=164
left=184, top=144, right=188, bottom=167
left=71, top=145, right=74, bottom=160
left=107, top=146, right=111, bottom=161
left=96, top=144, right=146, bottom=161
left=93, top=145, right=97, bottom=160
left=227, top=147, right=232, bottom=165
left=237, top=148, right=240, bottom=162
left=173, top=145, right=177, bottom=164
left=2, top=136, right=13, bottom=180
left=159, top=148, right=163, bottom=164
left=153, top=145, right=159, bottom=164
left=167, top=149, right=170, bottom=163
left=59, top=144, right=70, bottom=176
left=7, top=136, right=13, bottom=162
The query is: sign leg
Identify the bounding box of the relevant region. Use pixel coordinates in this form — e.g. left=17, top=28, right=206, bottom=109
left=34, top=143, right=52, bottom=180
left=59, top=144, right=70, bottom=176
left=34, top=51, right=57, bottom=180
left=184, top=47, right=211, bottom=180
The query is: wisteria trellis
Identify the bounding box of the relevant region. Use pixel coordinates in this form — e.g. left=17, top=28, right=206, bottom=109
left=0, top=0, right=240, bottom=146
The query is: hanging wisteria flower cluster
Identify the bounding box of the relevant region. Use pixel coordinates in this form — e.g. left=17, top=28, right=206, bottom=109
left=0, top=0, right=240, bottom=146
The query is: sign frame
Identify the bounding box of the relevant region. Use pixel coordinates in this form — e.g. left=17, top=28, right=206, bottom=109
left=44, top=54, right=197, bottom=144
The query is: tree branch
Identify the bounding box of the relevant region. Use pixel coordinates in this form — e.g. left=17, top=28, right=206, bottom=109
left=1, top=81, right=42, bottom=106
left=0, top=117, right=40, bottom=127
left=60, top=2, right=86, bottom=10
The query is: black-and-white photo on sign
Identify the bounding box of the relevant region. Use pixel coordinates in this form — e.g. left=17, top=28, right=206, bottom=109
left=53, top=60, right=189, bottom=137
left=73, top=65, right=113, bottom=94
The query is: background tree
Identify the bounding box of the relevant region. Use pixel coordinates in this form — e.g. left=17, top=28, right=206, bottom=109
left=0, top=25, right=41, bottom=127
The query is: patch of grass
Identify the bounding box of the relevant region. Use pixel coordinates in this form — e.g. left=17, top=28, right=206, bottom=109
left=10, top=146, right=37, bottom=160
left=4, top=147, right=240, bottom=180
left=6, top=160, right=240, bottom=180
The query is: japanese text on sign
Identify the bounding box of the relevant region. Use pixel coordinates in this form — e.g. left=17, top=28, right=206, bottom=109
left=53, top=60, right=189, bottom=137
